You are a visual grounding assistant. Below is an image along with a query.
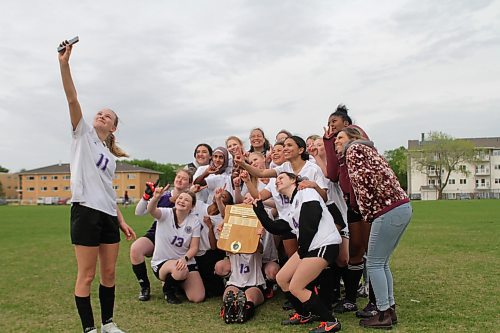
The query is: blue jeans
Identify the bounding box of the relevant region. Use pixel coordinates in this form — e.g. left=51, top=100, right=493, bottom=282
left=366, top=202, right=412, bottom=311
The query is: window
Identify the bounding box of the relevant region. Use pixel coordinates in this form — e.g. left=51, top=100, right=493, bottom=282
left=127, top=174, right=136, bottom=179
left=64, top=186, right=70, bottom=191
left=113, top=185, right=119, bottom=190
left=63, top=175, right=71, bottom=180
left=28, top=187, right=35, bottom=191
left=495, top=179, right=500, bottom=184
left=493, top=150, right=500, bottom=156
left=448, top=179, right=455, bottom=185
left=459, top=165, right=467, bottom=172
left=52, top=187, right=58, bottom=191
left=40, top=176, right=47, bottom=180
left=495, top=165, right=500, bottom=170
left=27, top=176, right=35, bottom=180
left=51, top=176, right=58, bottom=180
left=428, top=179, right=436, bottom=185
left=126, top=185, right=136, bottom=190
left=41, top=187, right=47, bottom=191
left=460, top=179, right=467, bottom=184
left=114, top=174, right=120, bottom=179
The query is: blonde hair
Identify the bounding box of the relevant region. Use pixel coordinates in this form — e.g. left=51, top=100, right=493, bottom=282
left=225, top=135, right=244, bottom=148
left=341, top=127, right=364, bottom=141
left=105, top=110, right=129, bottom=157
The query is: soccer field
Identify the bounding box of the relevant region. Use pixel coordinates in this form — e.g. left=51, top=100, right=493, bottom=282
left=0, top=200, right=498, bottom=332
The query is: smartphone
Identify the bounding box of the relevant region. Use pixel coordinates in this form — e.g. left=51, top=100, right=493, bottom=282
left=57, top=36, right=79, bottom=53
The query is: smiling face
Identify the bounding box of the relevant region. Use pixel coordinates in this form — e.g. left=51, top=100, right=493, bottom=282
left=275, top=173, right=295, bottom=194
left=211, top=151, right=225, bottom=168
left=195, top=145, right=211, bottom=166
left=314, top=138, right=326, bottom=157
left=226, top=138, right=243, bottom=157
left=283, top=138, right=303, bottom=161
left=275, top=132, right=289, bottom=144
left=249, top=152, right=266, bottom=169
left=175, top=192, right=194, bottom=211
left=93, top=108, right=117, bottom=134
left=328, top=115, right=349, bottom=135
left=335, top=131, right=350, bottom=153
left=271, top=144, right=285, bottom=165
left=174, top=170, right=191, bottom=191
left=250, top=129, right=265, bottom=150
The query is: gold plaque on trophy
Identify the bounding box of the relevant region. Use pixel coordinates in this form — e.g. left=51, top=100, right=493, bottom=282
left=217, top=204, right=262, bottom=254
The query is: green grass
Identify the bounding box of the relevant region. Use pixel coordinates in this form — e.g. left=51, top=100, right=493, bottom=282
left=0, top=200, right=499, bottom=332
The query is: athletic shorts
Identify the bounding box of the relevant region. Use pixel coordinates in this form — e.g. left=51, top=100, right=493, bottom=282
left=226, top=284, right=265, bottom=294
left=152, top=260, right=199, bottom=280
left=143, top=221, right=157, bottom=244
left=303, top=244, right=339, bottom=265
left=70, top=203, right=120, bottom=246
left=347, top=206, right=363, bottom=223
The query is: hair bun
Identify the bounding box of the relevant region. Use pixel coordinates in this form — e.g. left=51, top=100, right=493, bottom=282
left=336, top=104, right=349, bottom=114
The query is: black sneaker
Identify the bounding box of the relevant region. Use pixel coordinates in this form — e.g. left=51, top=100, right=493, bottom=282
left=164, top=292, right=182, bottom=304
left=222, top=290, right=236, bottom=324
left=234, top=290, right=247, bottom=323
left=356, top=301, right=378, bottom=318
left=309, top=319, right=342, bottom=333
left=138, top=287, right=151, bottom=301
left=333, top=299, right=358, bottom=313
left=282, top=312, right=316, bottom=325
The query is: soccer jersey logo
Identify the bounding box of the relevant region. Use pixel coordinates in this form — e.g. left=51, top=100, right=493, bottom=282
left=185, top=226, right=193, bottom=234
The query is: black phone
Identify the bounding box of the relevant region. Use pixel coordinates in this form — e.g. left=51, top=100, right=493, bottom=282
left=57, top=36, right=79, bottom=53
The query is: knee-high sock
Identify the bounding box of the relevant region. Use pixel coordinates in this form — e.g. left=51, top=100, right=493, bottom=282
left=244, top=301, right=255, bottom=321
left=132, top=262, right=150, bottom=289
left=304, top=292, right=335, bottom=322
left=75, top=295, right=95, bottom=332
left=284, top=291, right=306, bottom=315
left=99, top=284, right=115, bottom=325
left=317, top=267, right=335, bottom=308
left=344, top=262, right=364, bottom=303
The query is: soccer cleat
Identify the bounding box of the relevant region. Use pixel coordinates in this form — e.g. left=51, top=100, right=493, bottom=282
left=164, top=292, right=182, bottom=304
left=357, top=283, right=369, bottom=298
left=222, top=290, right=236, bottom=324
left=138, top=287, right=150, bottom=301
left=309, top=319, right=342, bottom=333
left=356, top=301, right=378, bottom=318
left=333, top=299, right=358, bottom=313
left=234, top=290, right=247, bottom=323
left=101, top=322, right=126, bottom=333
left=281, top=312, right=316, bottom=325
left=86, top=329, right=97, bottom=333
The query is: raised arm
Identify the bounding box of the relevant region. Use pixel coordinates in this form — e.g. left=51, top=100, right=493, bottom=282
left=146, top=186, right=169, bottom=220
left=58, top=41, right=82, bottom=130
left=234, top=154, right=277, bottom=179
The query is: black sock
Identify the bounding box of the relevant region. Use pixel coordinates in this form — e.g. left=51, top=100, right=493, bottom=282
left=284, top=291, right=306, bottom=315
left=344, top=262, right=364, bottom=303
left=304, top=292, right=335, bottom=322
left=132, top=262, right=150, bottom=289
left=99, top=284, right=115, bottom=325
left=369, top=280, right=377, bottom=306
left=75, top=295, right=95, bottom=332
left=163, top=273, right=179, bottom=295
left=244, top=301, right=255, bottom=321
left=331, top=264, right=344, bottom=302
left=317, top=267, right=335, bottom=308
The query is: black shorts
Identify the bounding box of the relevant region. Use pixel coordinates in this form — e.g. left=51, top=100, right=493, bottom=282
left=152, top=260, right=199, bottom=280
left=347, top=206, right=363, bottom=223
left=70, top=203, right=120, bottom=246
left=303, top=244, right=339, bottom=266
left=143, top=221, right=157, bottom=244
left=226, top=284, right=265, bottom=294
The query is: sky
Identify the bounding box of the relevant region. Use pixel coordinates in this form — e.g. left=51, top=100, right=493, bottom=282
left=1, top=0, right=499, bottom=173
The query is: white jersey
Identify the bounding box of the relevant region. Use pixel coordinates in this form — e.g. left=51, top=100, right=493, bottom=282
left=273, top=160, right=328, bottom=190
left=151, top=208, right=201, bottom=267
left=327, top=180, right=348, bottom=229
left=194, top=165, right=233, bottom=204
left=284, top=188, right=342, bottom=252
left=264, top=178, right=292, bottom=219
left=227, top=252, right=266, bottom=288
left=240, top=179, right=267, bottom=199
left=70, top=118, right=117, bottom=216
left=192, top=202, right=223, bottom=256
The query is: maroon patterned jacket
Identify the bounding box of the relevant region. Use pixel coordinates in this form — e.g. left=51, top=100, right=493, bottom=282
left=344, top=140, right=409, bottom=223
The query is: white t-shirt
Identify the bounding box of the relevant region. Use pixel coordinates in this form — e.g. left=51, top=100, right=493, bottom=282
left=327, top=180, right=348, bottom=228
left=151, top=208, right=201, bottom=267
left=193, top=166, right=233, bottom=204
left=283, top=188, right=342, bottom=252
left=264, top=178, right=292, bottom=219
left=273, top=160, right=328, bottom=190
left=70, top=118, right=117, bottom=216
left=192, top=202, right=223, bottom=256
left=227, top=252, right=266, bottom=288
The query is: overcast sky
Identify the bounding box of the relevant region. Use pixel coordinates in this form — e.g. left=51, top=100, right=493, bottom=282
left=1, top=0, right=499, bottom=173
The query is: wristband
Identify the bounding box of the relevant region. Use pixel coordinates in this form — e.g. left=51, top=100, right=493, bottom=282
left=340, top=230, right=350, bottom=239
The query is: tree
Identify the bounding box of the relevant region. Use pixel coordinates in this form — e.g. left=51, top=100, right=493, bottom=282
left=409, top=131, right=478, bottom=199
left=384, top=146, right=408, bottom=191
left=0, top=165, right=9, bottom=173
left=126, top=159, right=184, bottom=185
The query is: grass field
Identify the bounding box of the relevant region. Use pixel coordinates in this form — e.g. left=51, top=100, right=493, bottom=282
left=0, top=200, right=499, bottom=332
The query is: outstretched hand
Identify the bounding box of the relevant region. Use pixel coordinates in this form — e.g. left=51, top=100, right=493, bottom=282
left=58, top=41, right=73, bottom=64
left=323, top=126, right=335, bottom=140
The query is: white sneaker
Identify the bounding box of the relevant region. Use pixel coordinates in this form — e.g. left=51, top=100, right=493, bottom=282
left=87, top=329, right=98, bottom=333
left=101, top=322, right=126, bottom=333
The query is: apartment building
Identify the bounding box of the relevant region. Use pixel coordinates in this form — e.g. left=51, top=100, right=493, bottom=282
left=19, top=162, right=162, bottom=205
left=407, top=136, right=500, bottom=200
left=0, top=172, right=20, bottom=199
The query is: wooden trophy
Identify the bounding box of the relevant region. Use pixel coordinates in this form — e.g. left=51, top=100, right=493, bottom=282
left=217, top=204, right=262, bottom=254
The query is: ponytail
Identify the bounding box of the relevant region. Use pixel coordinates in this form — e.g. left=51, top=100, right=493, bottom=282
left=105, top=133, right=129, bottom=158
